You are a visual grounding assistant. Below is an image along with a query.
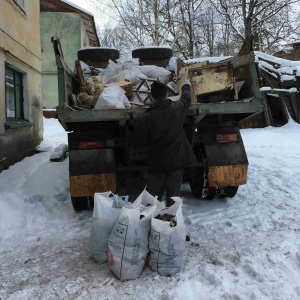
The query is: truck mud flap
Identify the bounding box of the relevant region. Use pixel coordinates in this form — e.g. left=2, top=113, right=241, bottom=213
left=69, top=148, right=116, bottom=197
left=207, top=164, right=248, bottom=187
left=205, top=140, right=248, bottom=188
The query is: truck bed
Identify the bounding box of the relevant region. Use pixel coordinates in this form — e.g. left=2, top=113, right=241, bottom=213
left=53, top=38, right=263, bottom=132
left=57, top=98, right=262, bottom=131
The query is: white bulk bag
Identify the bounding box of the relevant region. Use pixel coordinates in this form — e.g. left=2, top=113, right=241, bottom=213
left=148, top=197, right=186, bottom=276
left=108, top=189, right=157, bottom=280
left=89, top=192, right=129, bottom=264
left=137, top=65, right=171, bottom=83
left=93, top=86, right=131, bottom=109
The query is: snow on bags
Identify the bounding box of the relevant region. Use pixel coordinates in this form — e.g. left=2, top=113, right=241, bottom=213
left=137, top=65, right=171, bottom=83
left=148, top=197, right=186, bottom=276
left=89, top=192, right=129, bottom=264
left=108, top=189, right=157, bottom=281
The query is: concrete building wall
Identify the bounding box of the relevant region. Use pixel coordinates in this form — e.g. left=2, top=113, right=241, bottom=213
left=0, top=0, right=43, bottom=172
left=41, top=12, right=91, bottom=109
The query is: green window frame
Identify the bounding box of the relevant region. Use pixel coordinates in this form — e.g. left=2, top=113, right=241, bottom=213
left=5, top=65, right=24, bottom=119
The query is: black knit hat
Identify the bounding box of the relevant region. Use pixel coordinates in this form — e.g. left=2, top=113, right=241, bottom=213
left=150, top=81, right=168, bottom=99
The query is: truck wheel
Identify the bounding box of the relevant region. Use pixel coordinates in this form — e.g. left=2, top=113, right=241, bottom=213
left=71, top=196, right=93, bottom=211
left=189, top=168, right=217, bottom=200
left=202, top=186, right=217, bottom=200
left=77, top=48, right=120, bottom=61
left=189, top=181, right=216, bottom=200
left=218, top=186, right=239, bottom=199
left=132, top=47, right=173, bottom=60
left=189, top=143, right=217, bottom=200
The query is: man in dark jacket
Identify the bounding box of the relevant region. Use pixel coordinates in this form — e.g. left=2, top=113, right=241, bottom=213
left=141, top=80, right=197, bottom=206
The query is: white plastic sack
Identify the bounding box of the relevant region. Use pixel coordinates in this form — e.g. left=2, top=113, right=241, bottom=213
left=99, top=60, right=121, bottom=82
left=122, top=63, right=148, bottom=86
left=133, top=188, right=158, bottom=207
left=137, top=65, right=171, bottom=83
left=106, top=69, right=147, bottom=87
left=78, top=61, right=104, bottom=80
left=93, top=86, right=131, bottom=109
left=166, top=57, right=178, bottom=74
left=89, top=192, right=129, bottom=264
left=105, top=70, right=132, bottom=84
left=108, top=189, right=157, bottom=281
left=79, top=61, right=92, bottom=79
left=148, top=197, right=186, bottom=276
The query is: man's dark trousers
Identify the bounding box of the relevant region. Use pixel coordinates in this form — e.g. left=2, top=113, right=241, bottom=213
left=146, top=169, right=183, bottom=207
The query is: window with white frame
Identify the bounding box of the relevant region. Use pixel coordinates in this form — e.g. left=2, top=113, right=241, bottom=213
left=5, top=65, right=24, bottom=119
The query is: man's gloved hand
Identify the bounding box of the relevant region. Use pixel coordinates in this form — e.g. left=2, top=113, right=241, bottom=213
left=182, top=79, right=191, bottom=91
left=183, top=79, right=191, bottom=87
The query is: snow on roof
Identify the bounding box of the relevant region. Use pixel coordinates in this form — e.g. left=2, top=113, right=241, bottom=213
left=185, top=51, right=300, bottom=69
left=78, top=46, right=118, bottom=51
left=255, top=51, right=300, bottom=68
left=281, top=74, right=296, bottom=82
left=258, top=60, right=277, bottom=73
left=184, top=56, right=232, bottom=64
left=133, top=45, right=172, bottom=50
left=60, top=0, right=94, bottom=16
left=255, top=51, right=300, bottom=82
left=260, top=87, right=272, bottom=91
left=277, top=67, right=294, bottom=75
left=183, top=51, right=300, bottom=84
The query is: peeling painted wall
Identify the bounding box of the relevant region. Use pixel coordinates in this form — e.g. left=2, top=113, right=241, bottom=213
left=0, top=0, right=43, bottom=172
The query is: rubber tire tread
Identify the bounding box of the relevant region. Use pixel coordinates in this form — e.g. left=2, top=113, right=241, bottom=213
left=71, top=197, right=93, bottom=211
left=132, top=47, right=173, bottom=60
left=189, top=143, right=217, bottom=200
left=219, top=186, right=239, bottom=198
left=189, top=167, right=217, bottom=200
left=77, top=48, right=120, bottom=61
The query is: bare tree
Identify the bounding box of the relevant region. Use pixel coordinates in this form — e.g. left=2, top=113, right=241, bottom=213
left=87, top=0, right=300, bottom=58
left=91, top=0, right=237, bottom=59
left=198, top=2, right=218, bottom=56
left=166, top=0, right=205, bottom=59
left=214, top=19, right=236, bottom=55
left=103, top=0, right=177, bottom=45
left=90, top=0, right=182, bottom=57
left=97, top=24, right=131, bottom=55
left=90, top=0, right=208, bottom=59
left=210, top=0, right=300, bottom=52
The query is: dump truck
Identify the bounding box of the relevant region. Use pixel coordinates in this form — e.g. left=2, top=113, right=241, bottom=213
left=52, top=37, right=263, bottom=211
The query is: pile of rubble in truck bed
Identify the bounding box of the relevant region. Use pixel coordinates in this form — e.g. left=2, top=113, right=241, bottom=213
left=69, top=47, right=300, bottom=126
left=70, top=58, right=178, bottom=110
left=183, top=51, right=300, bottom=126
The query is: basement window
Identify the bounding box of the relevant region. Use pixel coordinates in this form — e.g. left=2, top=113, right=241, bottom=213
left=5, top=65, right=24, bottom=120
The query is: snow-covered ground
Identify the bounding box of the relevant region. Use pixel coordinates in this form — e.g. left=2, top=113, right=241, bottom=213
left=0, top=117, right=300, bottom=300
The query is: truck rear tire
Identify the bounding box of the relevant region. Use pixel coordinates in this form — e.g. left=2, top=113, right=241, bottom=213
left=71, top=196, right=93, bottom=211
left=132, top=47, right=173, bottom=60
left=188, top=143, right=217, bottom=200
left=218, top=186, right=239, bottom=199
left=189, top=180, right=217, bottom=200
left=189, top=168, right=217, bottom=200
left=77, top=48, right=120, bottom=61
